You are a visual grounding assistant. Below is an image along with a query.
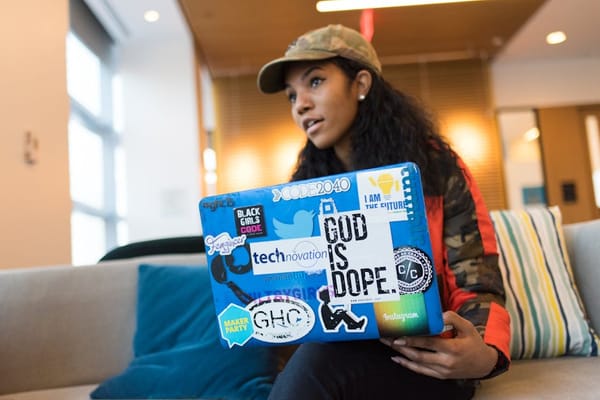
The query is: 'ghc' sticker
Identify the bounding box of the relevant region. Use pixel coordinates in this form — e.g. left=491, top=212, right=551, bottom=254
left=394, top=247, right=433, bottom=294
left=247, top=295, right=315, bottom=343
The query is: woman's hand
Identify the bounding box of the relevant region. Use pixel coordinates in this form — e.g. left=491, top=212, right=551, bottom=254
left=380, top=311, right=498, bottom=380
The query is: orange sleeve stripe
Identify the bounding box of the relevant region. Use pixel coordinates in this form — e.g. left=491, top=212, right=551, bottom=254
left=447, top=289, right=477, bottom=312
left=483, top=302, right=512, bottom=361
left=425, top=197, right=444, bottom=273
left=457, top=158, right=498, bottom=256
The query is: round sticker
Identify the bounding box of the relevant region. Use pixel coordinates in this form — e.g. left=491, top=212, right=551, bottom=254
left=394, top=246, right=433, bottom=294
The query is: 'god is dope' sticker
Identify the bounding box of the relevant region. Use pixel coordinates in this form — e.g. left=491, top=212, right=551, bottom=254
left=394, top=247, right=433, bottom=294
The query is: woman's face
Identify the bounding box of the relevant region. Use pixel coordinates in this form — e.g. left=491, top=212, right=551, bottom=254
left=284, top=61, right=365, bottom=164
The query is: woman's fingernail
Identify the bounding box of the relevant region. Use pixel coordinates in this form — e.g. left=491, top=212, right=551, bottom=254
left=393, top=338, right=406, bottom=346
left=391, top=356, right=404, bottom=364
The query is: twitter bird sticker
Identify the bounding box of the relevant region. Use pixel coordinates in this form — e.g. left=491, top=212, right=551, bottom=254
left=273, top=209, right=316, bottom=239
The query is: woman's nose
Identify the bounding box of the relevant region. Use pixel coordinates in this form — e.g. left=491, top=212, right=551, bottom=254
left=294, top=91, right=312, bottom=114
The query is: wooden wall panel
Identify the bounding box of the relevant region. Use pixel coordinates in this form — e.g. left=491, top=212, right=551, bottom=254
left=385, top=60, right=505, bottom=211
left=538, top=106, right=600, bottom=223
left=213, top=59, right=506, bottom=211
left=213, top=76, right=306, bottom=193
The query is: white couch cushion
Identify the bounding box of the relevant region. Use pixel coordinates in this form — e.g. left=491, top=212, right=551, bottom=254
left=476, top=357, right=600, bottom=399
left=563, top=218, right=600, bottom=334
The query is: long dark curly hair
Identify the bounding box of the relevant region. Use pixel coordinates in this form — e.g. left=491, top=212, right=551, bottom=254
left=290, top=57, right=461, bottom=197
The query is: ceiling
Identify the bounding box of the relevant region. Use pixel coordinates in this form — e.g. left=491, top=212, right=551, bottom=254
left=179, top=0, right=546, bottom=77
left=88, top=0, right=600, bottom=77
left=493, top=0, right=600, bottom=62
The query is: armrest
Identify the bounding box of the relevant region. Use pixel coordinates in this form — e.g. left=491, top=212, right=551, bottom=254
left=0, top=262, right=138, bottom=395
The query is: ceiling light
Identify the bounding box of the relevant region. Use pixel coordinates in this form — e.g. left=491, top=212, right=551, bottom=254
left=144, top=10, right=160, bottom=23
left=316, top=0, right=482, bottom=12
left=524, top=127, right=540, bottom=142
left=546, top=31, right=566, bottom=45
left=203, top=148, right=217, bottom=171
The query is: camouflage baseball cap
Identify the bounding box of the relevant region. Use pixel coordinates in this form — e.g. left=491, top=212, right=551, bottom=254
left=257, top=24, right=382, bottom=94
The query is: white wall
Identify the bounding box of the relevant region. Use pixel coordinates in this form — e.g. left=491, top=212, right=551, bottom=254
left=491, top=0, right=600, bottom=109
left=491, top=57, right=600, bottom=108
left=0, top=0, right=202, bottom=269
left=117, top=35, right=202, bottom=242
left=0, top=1, right=72, bottom=268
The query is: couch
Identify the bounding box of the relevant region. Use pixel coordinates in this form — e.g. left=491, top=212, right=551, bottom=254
left=1, top=211, right=599, bottom=400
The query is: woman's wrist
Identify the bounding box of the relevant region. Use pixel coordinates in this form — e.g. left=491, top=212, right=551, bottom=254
left=480, top=346, right=509, bottom=379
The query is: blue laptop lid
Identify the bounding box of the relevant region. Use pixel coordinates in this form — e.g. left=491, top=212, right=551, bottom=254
left=199, top=162, right=444, bottom=348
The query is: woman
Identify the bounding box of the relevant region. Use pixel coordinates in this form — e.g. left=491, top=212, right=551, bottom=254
left=257, top=24, right=510, bottom=399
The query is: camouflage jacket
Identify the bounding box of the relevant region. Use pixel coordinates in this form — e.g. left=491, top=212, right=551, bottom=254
left=425, top=156, right=511, bottom=370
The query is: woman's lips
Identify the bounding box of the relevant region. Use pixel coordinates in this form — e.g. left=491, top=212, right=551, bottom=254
left=304, top=118, right=323, bottom=135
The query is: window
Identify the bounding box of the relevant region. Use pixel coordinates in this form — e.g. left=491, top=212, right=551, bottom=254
left=67, top=0, right=126, bottom=265
left=585, top=114, right=600, bottom=208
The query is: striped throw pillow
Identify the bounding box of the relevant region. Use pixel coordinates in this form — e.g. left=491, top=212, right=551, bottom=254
left=490, top=206, right=599, bottom=359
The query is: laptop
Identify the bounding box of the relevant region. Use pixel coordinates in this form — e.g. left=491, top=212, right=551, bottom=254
left=198, top=162, right=444, bottom=348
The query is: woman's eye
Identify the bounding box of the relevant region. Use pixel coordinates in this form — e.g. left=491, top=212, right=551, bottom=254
left=310, top=77, right=323, bottom=88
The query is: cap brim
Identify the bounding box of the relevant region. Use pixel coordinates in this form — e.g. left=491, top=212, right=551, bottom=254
left=257, top=50, right=338, bottom=94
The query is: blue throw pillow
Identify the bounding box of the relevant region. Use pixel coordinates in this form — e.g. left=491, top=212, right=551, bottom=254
left=91, top=264, right=279, bottom=399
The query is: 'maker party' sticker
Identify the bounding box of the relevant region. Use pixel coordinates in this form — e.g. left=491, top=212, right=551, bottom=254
left=218, top=304, right=253, bottom=348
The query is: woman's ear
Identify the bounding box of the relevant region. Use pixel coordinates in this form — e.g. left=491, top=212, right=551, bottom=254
left=355, top=70, right=373, bottom=99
